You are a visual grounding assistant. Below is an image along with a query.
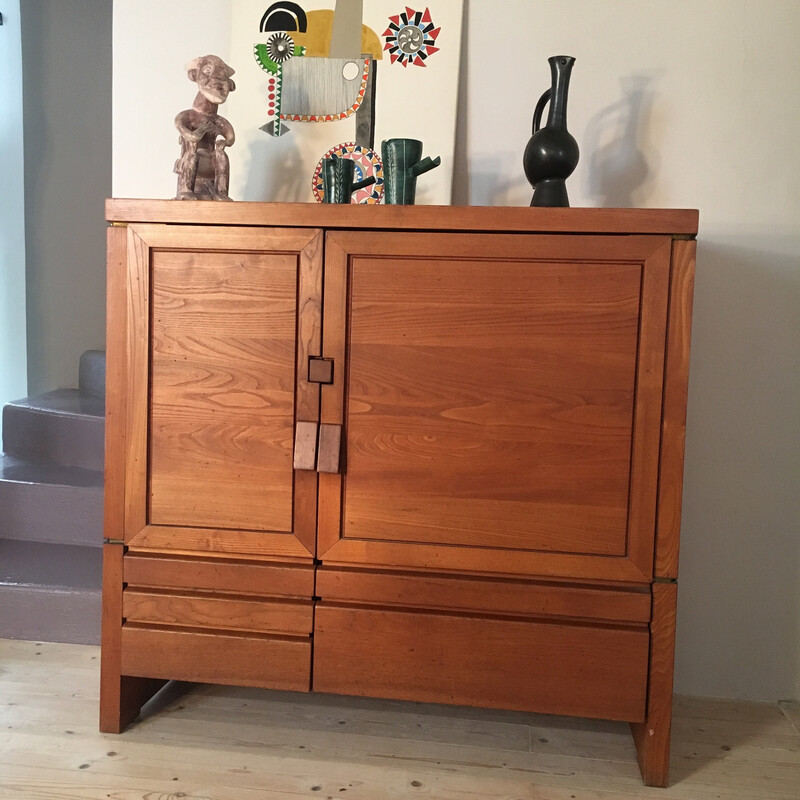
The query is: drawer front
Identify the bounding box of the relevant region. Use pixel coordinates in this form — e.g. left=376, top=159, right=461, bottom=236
left=316, top=567, right=651, bottom=624
left=313, top=606, right=648, bottom=722
left=123, top=589, right=313, bottom=635
left=123, top=553, right=314, bottom=598
left=121, top=625, right=310, bottom=691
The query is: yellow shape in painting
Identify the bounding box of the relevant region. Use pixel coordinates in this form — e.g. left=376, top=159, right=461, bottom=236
left=290, top=10, right=382, bottom=59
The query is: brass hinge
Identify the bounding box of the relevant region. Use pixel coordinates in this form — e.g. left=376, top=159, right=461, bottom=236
left=653, top=576, right=678, bottom=584
left=104, top=538, right=124, bottom=545
left=108, top=222, right=128, bottom=228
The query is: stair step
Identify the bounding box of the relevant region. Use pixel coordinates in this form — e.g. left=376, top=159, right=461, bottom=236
left=0, top=539, right=101, bottom=644
left=79, top=349, right=106, bottom=399
left=0, top=454, right=103, bottom=548
left=2, top=389, right=105, bottom=471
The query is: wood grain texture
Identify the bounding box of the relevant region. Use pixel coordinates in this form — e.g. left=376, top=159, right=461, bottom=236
left=123, top=590, right=313, bottom=635
left=293, top=420, right=319, bottom=470
left=103, top=227, right=128, bottom=543
left=316, top=567, right=651, bottom=623
left=318, top=423, right=342, bottom=473
left=122, top=224, right=321, bottom=559
left=120, top=625, right=311, bottom=691
left=314, top=605, right=649, bottom=722
left=655, top=240, right=697, bottom=578
left=294, top=231, right=325, bottom=554
left=122, top=225, right=150, bottom=541
left=148, top=247, right=298, bottom=532
left=107, top=199, right=699, bottom=236
left=624, top=237, right=671, bottom=579
left=631, top=581, right=678, bottom=786
left=123, top=552, right=314, bottom=597
left=316, top=539, right=657, bottom=582
left=99, top=544, right=166, bottom=733
left=126, top=525, right=313, bottom=559
left=319, top=232, right=668, bottom=582
left=317, top=234, right=348, bottom=557
left=102, top=203, right=698, bottom=786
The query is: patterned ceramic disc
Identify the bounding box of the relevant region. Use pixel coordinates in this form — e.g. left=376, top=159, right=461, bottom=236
left=312, top=142, right=384, bottom=204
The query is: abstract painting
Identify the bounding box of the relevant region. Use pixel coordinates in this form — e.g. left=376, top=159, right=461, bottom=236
left=229, top=0, right=462, bottom=204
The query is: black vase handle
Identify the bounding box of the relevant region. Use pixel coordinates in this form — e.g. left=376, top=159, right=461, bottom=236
left=532, top=88, right=552, bottom=134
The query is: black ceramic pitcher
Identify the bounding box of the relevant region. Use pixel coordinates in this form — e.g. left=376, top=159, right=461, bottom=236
left=523, top=55, right=579, bottom=207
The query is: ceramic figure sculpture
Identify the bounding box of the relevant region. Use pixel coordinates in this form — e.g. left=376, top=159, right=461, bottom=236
left=174, top=55, right=236, bottom=200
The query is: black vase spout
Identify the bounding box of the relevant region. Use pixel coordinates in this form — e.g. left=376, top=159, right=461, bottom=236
left=523, top=55, right=579, bottom=207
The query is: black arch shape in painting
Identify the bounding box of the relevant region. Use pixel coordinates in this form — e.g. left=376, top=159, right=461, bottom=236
left=260, top=2, right=308, bottom=33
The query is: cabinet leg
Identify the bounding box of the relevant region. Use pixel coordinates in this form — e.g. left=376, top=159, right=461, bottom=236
left=100, top=673, right=168, bottom=733
left=630, top=581, right=678, bottom=787
left=100, top=544, right=167, bottom=732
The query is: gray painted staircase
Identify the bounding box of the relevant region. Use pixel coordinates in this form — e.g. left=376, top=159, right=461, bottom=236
left=0, top=350, right=105, bottom=644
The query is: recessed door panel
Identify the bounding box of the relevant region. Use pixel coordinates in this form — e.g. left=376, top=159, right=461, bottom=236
left=149, top=249, right=297, bottom=531
left=123, top=225, right=323, bottom=560
left=318, top=233, right=671, bottom=581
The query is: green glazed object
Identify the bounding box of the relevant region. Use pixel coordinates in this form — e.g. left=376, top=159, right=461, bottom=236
left=321, top=157, right=376, bottom=203
left=381, top=138, right=441, bottom=205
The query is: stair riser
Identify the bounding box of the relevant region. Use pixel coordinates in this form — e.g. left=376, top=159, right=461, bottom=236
left=0, top=481, right=102, bottom=548
left=2, top=404, right=104, bottom=471
left=0, top=585, right=100, bottom=644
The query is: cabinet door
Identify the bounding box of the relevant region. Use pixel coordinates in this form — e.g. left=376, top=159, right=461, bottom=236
left=318, top=232, right=670, bottom=582
left=119, top=225, right=322, bottom=560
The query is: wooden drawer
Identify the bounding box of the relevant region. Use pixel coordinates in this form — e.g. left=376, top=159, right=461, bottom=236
left=317, top=567, right=651, bottom=624
left=313, top=606, right=648, bottom=722
left=121, top=625, right=311, bottom=691
left=122, top=589, right=312, bottom=635
left=123, top=552, right=314, bottom=598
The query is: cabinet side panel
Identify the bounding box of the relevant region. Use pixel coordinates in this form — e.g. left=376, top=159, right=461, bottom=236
left=655, top=240, right=696, bottom=578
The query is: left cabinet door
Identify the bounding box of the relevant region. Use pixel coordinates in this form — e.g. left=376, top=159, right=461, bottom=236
left=114, top=224, right=323, bottom=560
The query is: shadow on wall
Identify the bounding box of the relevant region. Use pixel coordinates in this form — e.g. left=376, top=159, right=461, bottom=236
left=674, top=235, right=800, bottom=700
left=583, top=73, right=662, bottom=207
left=244, top=135, right=309, bottom=202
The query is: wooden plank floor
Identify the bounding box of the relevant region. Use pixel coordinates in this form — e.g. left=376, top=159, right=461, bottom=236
left=1, top=639, right=799, bottom=799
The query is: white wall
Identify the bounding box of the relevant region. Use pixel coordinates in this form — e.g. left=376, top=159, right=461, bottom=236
left=0, top=1, right=28, bottom=412
left=22, top=0, right=112, bottom=395
left=110, top=0, right=800, bottom=700
left=112, top=0, right=232, bottom=201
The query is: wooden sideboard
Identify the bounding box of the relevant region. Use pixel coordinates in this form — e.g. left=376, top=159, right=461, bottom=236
left=101, top=200, right=697, bottom=787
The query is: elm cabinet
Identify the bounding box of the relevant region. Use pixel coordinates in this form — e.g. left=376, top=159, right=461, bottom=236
left=101, top=200, right=697, bottom=787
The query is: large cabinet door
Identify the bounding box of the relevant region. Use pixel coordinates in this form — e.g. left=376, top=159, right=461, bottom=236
left=318, top=232, right=671, bottom=582
left=121, top=225, right=322, bottom=560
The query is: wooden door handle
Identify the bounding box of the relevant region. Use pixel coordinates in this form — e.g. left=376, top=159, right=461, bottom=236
left=293, top=421, right=319, bottom=470
left=317, top=424, right=342, bottom=474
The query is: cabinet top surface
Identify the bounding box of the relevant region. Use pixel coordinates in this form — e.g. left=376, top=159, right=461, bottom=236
left=107, top=199, right=698, bottom=236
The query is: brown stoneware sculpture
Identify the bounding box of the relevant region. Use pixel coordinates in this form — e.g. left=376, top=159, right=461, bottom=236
left=174, top=55, right=236, bottom=200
